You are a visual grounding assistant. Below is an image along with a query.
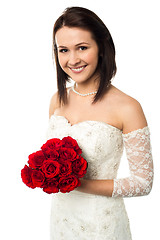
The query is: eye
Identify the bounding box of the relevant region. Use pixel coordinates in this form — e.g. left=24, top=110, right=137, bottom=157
left=59, top=49, right=68, bottom=53
left=79, top=46, right=87, bottom=51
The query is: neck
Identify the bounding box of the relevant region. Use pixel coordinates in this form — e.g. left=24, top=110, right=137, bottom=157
left=74, top=78, right=100, bottom=95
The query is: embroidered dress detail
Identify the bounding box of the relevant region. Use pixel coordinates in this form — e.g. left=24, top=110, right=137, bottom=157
left=112, top=127, right=153, bottom=197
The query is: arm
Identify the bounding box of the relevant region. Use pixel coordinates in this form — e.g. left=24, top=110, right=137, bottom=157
left=76, top=179, right=114, bottom=197
left=112, top=125, right=153, bottom=197
left=76, top=99, right=154, bottom=197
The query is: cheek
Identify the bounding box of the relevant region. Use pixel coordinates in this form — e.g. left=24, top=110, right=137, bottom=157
left=84, top=51, right=99, bottom=66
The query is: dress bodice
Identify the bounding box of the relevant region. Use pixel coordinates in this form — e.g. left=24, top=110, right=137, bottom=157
left=46, top=114, right=123, bottom=180
left=46, top=114, right=153, bottom=198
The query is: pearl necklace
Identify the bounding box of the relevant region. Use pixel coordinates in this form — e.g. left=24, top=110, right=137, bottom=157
left=72, top=84, right=97, bottom=96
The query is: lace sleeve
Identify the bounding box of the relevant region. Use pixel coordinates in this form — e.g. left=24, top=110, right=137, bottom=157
left=112, top=126, right=154, bottom=198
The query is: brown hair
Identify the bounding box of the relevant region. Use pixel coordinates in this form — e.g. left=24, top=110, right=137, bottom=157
left=53, top=7, right=117, bottom=105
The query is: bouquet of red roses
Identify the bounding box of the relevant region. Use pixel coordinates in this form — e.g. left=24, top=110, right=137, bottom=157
left=21, top=136, right=88, bottom=194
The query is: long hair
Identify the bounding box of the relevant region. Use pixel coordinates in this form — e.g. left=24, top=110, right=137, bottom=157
left=53, top=7, right=117, bottom=105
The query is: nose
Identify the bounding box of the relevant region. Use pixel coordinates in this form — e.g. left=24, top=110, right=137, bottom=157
left=68, top=51, right=81, bottom=66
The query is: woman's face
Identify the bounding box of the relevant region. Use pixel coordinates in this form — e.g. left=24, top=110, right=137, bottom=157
left=55, top=26, right=99, bottom=84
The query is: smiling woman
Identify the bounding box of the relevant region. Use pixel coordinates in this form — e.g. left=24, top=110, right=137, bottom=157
left=53, top=6, right=116, bottom=105
left=55, top=27, right=99, bottom=86
left=45, top=6, right=154, bottom=240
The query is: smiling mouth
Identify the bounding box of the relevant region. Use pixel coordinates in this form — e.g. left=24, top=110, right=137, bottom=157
left=69, top=65, right=87, bottom=73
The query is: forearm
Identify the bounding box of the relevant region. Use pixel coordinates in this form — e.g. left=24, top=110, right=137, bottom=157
left=75, top=179, right=114, bottom=197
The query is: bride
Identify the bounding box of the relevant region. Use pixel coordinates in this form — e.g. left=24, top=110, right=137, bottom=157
left=46, top=6, right=154, bottom=240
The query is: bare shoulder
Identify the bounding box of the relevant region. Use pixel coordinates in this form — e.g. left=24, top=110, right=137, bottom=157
left=49, top=91, right=60, bottom=118
left=49, top=87, right=72, bottom=118
left=109, top=85, right=148, bottom=133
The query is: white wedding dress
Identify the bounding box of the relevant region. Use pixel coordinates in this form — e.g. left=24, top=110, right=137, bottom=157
left=46, top=114, right=153, bottom=240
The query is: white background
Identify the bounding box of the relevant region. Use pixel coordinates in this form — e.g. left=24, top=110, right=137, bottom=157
left=0, top=0, right=159, bottom=239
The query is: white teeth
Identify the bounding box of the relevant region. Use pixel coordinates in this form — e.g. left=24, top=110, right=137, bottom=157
left=71, top=66, right=85, bottom=72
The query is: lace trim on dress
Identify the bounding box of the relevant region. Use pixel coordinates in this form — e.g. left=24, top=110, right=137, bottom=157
left=112, top=126, right=154, bottom=197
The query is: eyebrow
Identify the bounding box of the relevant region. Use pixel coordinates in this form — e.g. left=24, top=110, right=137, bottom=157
left=57, top=42, right=90, bottom=48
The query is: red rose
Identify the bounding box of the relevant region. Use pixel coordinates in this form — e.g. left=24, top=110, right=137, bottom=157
left=48, top=149, right=59, bottom=159
left=59, top=147, right=78, bottom=162
left=72, top=156, right=88, bottom=178
left=28, top=150, right=46, bottom=169
left=59, top=175, right=81, bottom=193
left=41, top=138, right=62, bottom=154
left=21, top=165, right=36, bottom=189
left=43, top=178, right=59, bottom=194
left=44, top=148, right=59, bottom=160
left=59, top=161, right=72, bottom=177
left=31, top=169, right=45, bottom=187
left=62, top=136, right=82, bottom=155
left=41, top=159, right=60, bottom=178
